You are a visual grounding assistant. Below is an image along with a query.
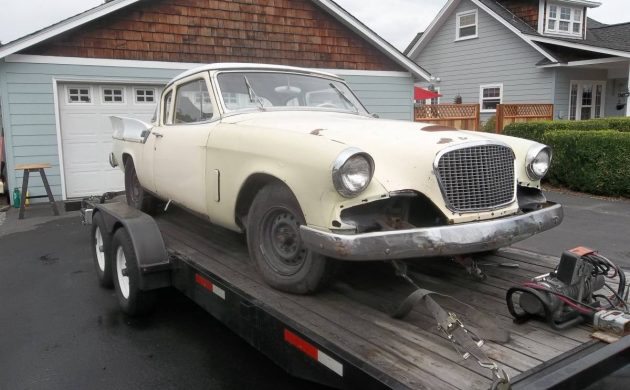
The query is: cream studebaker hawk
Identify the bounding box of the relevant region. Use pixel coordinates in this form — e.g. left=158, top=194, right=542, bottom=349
left=110, top=63, right=562, bottom=294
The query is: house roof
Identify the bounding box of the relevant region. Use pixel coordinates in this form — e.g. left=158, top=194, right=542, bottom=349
left=406, top=0, right=630, bottom=63
left=404, top=32, right=423, bottom=55
left=476, top=0, right=630, bottom=59
left=0, top=0, right=432, bottom=81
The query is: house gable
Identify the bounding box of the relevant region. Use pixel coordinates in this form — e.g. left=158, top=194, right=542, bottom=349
left=410, top=0, right=554, bottom=118
left=17, top=0, right=403, bottom=72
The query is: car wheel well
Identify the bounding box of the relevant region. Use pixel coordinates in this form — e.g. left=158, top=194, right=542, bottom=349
left=122, top=153, right=132, bottom=167
left=235, top=174, right=289, bottom=230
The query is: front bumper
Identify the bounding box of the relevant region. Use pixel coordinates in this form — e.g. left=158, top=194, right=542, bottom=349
left=300, top=202, right=563, bottom=261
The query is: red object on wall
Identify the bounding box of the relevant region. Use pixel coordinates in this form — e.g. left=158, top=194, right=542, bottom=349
left=414, top=87, right=441, bottom=100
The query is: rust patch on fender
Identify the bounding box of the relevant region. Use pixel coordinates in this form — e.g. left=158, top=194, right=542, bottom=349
left=421, top=125, right=457, bottom=132
left=310, top=128, right=325, bottom=135
left=437, top=138, right=453, bottom=144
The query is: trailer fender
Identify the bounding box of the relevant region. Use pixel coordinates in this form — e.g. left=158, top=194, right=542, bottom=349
left=94, top=202, right=170, bottom=290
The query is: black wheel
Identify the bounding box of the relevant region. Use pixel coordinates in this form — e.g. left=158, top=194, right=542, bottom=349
left=112, top=228, right=158, bottom=316
left=124, top=159, right=154, bottom=213
left=91, top=212, right=113, bottom=288
left=246, top=182, right=336, bottom=294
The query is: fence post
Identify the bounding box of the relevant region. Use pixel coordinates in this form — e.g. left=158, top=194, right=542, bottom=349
left=496, top=104, right=503, bottom=133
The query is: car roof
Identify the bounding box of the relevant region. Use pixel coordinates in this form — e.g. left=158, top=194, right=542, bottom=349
left=166, top=63, right=342, bottom=87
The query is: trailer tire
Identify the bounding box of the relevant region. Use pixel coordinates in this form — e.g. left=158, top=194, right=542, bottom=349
left=112, top=228, right=158, bottom=316
left=91, top=212, right=114, bottom=288
left=124, top=159, right=155, bottom=214
left=246, top=182, right=336, bottom=294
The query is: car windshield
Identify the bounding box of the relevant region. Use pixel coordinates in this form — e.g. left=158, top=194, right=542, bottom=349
left=216, top=71, right=368, bottom=114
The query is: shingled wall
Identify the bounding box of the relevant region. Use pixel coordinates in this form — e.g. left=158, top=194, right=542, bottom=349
left=23, top=0, right=403, bottom=71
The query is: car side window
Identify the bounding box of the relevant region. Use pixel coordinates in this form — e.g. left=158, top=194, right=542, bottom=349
left=163, top=90, right=173, bottom=125
left=174, top=79, right=214, bottom=124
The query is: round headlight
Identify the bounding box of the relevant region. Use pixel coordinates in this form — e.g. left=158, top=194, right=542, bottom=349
left=332, top=149, right=374, bottom=197
left=526, top=145, right=552, bottom=180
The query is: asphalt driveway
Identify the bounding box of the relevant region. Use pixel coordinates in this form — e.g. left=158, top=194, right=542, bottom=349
left=514, top=190, right=630, bottom=269
left=0, top=208, right=326, bottom=390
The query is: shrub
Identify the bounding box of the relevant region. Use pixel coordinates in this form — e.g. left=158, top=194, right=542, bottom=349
left=543, top=130, right=630, bottom=197
left=482, top=116, right=496, bottom=132
left=503, top=117, right=630, bottom=142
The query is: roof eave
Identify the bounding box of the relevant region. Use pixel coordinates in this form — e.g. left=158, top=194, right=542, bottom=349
left=0, top=0, right=142, bottom=60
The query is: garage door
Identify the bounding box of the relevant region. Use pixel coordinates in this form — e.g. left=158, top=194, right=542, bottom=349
left=58, top=83, right=162, bottom=198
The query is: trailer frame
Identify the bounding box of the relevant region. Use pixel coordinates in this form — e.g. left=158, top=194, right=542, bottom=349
left=81, top=197, right=630, bottom=390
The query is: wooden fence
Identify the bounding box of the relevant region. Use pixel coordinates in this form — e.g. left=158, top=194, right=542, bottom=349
left=496, top=104, right=554, bottom=133
left=414, top=104, right=480, bottom=131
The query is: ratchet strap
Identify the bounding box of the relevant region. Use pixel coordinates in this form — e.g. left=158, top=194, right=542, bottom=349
left=394, top=288, right=510, bottom=388
left=391, top=262, right=511, bottom=388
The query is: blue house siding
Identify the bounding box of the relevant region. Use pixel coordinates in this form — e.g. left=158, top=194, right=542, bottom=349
left=0, top=59, right=413, bottom=203
left=410, top=0, right=554, bottom=122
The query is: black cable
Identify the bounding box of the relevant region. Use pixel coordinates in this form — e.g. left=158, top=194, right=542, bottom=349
left=593, top=294, right=615, bottom=309
left=603, top=283, right=629, bottom=311
left=523, top=283, right=600, bottom=312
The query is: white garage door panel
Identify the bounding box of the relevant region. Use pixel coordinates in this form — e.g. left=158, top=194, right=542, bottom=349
left=58, top=83, right=160, bottom=198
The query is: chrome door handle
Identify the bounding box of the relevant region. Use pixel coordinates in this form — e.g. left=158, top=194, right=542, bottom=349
left=152, top=132, right=163, bottom=138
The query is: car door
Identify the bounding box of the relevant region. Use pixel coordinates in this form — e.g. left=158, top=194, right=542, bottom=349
left=153, top=73, right=218, bottom=215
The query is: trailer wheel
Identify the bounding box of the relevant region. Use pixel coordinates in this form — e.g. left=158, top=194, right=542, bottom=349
left=124, top=159, right=155, bottom=213
left=246, top=182, right=336, bottom=294
left=112, top=228, right=158, bottom=316
left=91, top=212, right=113, bottom=288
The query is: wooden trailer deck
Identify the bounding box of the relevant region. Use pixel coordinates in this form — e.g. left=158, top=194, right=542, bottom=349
left=155, top=208, right=627, bottom=390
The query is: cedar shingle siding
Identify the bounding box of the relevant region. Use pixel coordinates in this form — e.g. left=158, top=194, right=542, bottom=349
left=498, top=0, right=539, bottom=30
left=23, top=0, right=402, bottom=71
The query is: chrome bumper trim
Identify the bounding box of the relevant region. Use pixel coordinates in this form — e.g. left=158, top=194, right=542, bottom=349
left=300, top=203, right=563, bottom=261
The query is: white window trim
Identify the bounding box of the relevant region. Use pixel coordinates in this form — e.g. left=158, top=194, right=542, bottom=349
left=479, top=83, right=503, bottom=113
left=568, top=80, right=606, bottom=120
left=455, top=9, right=478, bottom=41
left=544, top=3, right=584, bottom=38
left=100, top=86, right=126, bottom=104
left=66, top=84, right=93, bottom=105
left=134, top=87, right=158, bottom=104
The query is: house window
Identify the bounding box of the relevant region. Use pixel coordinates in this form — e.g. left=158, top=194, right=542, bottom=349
left=456, top=10, right=478, bottom=41
left=545, top=3, right=583, bottom=37
left=102, top=87, right=124, bottom=103
left=135, top=88, right=156, bottom=103
left=569, top=81, right=605, bottom=120
left=67, top=86, right=91, bottom=103
left=480, top=84, right=502, bottom=112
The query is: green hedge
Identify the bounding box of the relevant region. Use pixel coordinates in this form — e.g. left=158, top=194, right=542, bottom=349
left=542, top=130, right=630, bottom=197
left=504, top=118, right=630, bottom=143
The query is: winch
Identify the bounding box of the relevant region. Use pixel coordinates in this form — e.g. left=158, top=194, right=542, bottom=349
left=507, top=247, right=629, bottom=334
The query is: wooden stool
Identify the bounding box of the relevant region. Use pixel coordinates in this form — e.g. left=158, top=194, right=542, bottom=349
left=15, top=163, right=60, bottom=220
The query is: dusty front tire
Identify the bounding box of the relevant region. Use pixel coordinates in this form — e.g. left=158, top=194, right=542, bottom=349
left=91, top=212, right=114, bottom=288
left=112, top=228, right=158, bottom=316
left=246, top=183, right=335, bottom=294
left=124, top=159, right=154, bottom=213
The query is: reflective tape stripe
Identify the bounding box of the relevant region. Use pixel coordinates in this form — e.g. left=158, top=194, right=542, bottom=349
left=318, top=350, right=344, bottom=376
left=195, top=274, right=226, bottom=300
left=284, top=329, right=343, bottom=376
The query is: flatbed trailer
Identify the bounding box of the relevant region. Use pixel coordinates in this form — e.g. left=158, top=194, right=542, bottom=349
left=83, top=199, right=630, bottom=390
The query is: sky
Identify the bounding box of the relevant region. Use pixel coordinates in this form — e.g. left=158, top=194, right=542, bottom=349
left=0, top=0, right=627, bottom=51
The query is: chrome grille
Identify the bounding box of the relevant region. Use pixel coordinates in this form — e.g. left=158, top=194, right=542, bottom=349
left=436, top=144, right=515, bottom=212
